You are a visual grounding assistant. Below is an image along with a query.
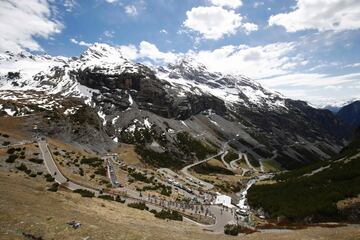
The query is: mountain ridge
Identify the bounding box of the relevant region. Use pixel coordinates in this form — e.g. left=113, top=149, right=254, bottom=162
left=0, top=43, right=352, bottom=170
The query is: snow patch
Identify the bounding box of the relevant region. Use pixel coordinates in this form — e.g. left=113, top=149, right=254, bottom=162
left=97, top=111, right=107, bottom=126
left=4, top=108, right=16, bottom=116
left=144, top=118, right=152, bottom=128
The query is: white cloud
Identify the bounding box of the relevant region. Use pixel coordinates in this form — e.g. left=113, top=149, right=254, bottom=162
left=183, top=6, right=257, bottom=40
left=138, top=41, right=178, bottom=63
left=63, top=0, right=77, bottom=12
left=0, top=0, right=62, bottom=53
left=242, top=22, right=258, bottom=34
left=118, top=44, right=138, bottom=60
left=105, top=0, right=118, bottom=3
left=259, top=73, right=360, bottom=105
left=103, top=30, right=115, bottom=38
left=160, top=29, right=168, bottom=34
left=124, top=5, right=138, bottom=16
left=344, top=62, right=360, bottom=68
left=253, top=1, right=264, bottom=8
left=188, top=42, right=298, bottom=78
left=116, top=41, right=179, bottom=64
left=209, top=0, right=242, bottom=9
left=260, top=73, right=360, bottom=88
left=269, top=0, right=360, bottom=32
left=70, top=38, right=92, bottom=47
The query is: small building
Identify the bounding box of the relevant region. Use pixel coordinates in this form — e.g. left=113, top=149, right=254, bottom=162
left=214, top=194, right=233, bottom=208
left=102, top=153, right=118, bottom=161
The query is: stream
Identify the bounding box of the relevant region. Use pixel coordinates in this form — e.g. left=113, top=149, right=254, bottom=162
left=236, top=173, right=273, bottom=211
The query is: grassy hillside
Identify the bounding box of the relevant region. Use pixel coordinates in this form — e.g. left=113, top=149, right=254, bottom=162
left=1, top=171, right=359, bottom=240
left=248, top=134, right=360, bottom=223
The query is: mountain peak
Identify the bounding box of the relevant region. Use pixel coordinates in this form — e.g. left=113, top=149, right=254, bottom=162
left=80, top=43, right=127, bottom=63
left=170, top=55, right=208, bottom=73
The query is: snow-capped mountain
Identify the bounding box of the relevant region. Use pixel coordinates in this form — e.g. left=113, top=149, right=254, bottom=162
left=316, top=98, right=360, bottom=113
left=0, top=44, right=352, bottom=169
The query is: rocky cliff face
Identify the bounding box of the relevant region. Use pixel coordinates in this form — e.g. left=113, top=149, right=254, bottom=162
left=0, top=43, right=352, bottom=169
left=337, top=101, right=360, bottom=128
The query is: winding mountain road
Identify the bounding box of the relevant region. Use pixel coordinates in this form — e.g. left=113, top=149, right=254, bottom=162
left=38, top=138, right=239, bottom=233
left=220, top=151, right=232, bottom=169
left=38, top=139, right=99, bottom=195
left=180, top=151, right=224, bottom=190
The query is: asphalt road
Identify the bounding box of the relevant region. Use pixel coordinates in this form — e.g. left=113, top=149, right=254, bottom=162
left=37, top=138, right=239, bottom=233
left=220, top=151, right=232, bottom=169
left=180, top=151, right=224, bottom=190
left=38, top=140, right=99, bottom=195
left=105, top=158, right=120, bottom=187
left=243, top=153, right=258, bottom=172
left=207, top=205, right=236, bottom=232
left=229, top=153, right=242, bottom=169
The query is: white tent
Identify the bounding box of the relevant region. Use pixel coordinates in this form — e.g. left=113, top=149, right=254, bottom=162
left=214, top=195, right=233, bottom=208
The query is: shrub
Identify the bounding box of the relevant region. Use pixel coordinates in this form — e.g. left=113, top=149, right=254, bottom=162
left=5, top=154, right=17, bottom=163
left=79, top=168, right=84, bottom=176
left=193, top=162, right=234, bottom=175
left=16, top=163, right=27, bottom=171
left=224, top=224, right=240, bottom=236
left=150, top=209, right=157, bottom=214
left=247, top=153, right=260, bottom=168
left=127, top=202, right=149, bottom=211
left=94, top=166, right=106, bottom=176
left=127, top=168, right=152, bottom=183
left=2, top=141, right=10, bottom=146
left=6, top=148, right=16, bottom=154
left=98, top=195, right=115, bottom=201
left=135, top=146, right=184, bottom=169
left=80, top=157, right=103, bottom=167
left=115, top=195, right=126, bottom=203
left=44, top=174, right=55, bottom=182
left=154, top=210, right=183, bottom=221
left=29, top=158, right=43, bottom=164
left=176, top=132, right=218, bottom=160
left=248, top=157, right=360, bottom=222
left=47, top=183, right=59, bottom=192
left=223, top=150, right=238, bottom=163
left=73, top=189, right=95, bottom=198
left=29, top=173, right=37, bottom=178
left=160, top=186, right=172, bottom=196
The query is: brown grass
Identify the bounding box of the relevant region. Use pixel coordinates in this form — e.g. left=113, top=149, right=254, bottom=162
left=111, top=143, right=142, bottom=166
left=1, top=168, right=360, bottom=240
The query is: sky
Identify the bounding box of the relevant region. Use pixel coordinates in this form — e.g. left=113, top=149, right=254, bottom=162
left=1, top=0, right=360, bottom=106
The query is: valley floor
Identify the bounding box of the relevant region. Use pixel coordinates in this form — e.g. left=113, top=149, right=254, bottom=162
left=0, top=171, right=359, bottom=240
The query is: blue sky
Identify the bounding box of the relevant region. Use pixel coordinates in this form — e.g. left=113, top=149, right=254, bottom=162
left=1, top=0, right=360, bottom=106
